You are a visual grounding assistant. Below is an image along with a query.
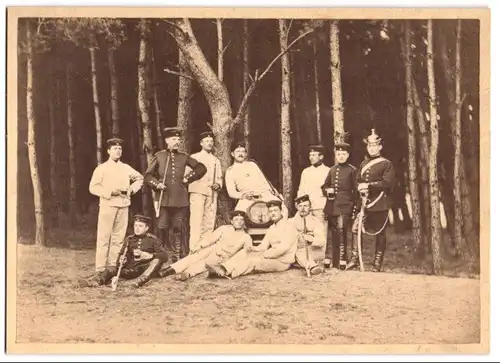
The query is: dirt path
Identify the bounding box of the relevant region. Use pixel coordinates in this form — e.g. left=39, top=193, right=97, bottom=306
left=15, top=245, right=480, bottom=344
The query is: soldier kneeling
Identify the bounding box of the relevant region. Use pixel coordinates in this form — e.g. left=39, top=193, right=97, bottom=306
left=77, top=214, right=168, bottom=289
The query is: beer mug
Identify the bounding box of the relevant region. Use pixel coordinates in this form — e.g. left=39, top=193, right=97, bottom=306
left=133, top=249, right=141, bottom=260
left=327, top=188, right=335, bottom=200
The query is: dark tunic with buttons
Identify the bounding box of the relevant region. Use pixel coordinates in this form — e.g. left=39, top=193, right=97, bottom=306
left=144, top=149, right=207, bottom=208
left=356, top=155, right=395, bottom=212
left=321, top=163, right=358, bottom=218
left=116, top=232, right=169, bottom=275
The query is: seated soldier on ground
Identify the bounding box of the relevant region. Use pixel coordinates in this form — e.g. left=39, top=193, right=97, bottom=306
left=157, top=210, right=251, bottom=281
left=205, top=200, right=297, bottom=279
left=77, top=214, right=168, bottom=289
left=289, top=194, right=326, bottom=276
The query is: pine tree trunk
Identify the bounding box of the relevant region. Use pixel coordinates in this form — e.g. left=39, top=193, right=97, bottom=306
left=242, top=19, right=251, bottom=153
left=108, top=47, right=120, bottom=136
left=426, top=20, right=444, bottom=275
left=279, top=19, right=293, bottom=211
left=152, top=52, right=163, bottom=150
left=90, top=46, right=103, bottom=165
left=403, top=21, right=424, bottom=257
left=66, top=64, right=77, bottom=227
left=438, top=24, right=478, bottom=264
left=411, top=77, right=431, bottom=251
left=290, top=51, right=304, bottom=168
left=330, top=20, right=344, bottom=141
left=49, top=68, right=58, bottom=228
left=26, top=22, right=45, bottom=246
left=411, top=77, right=431, bottom=247
left=177, top=51, right=194, bottom=153
left=138, top=19, right=154, bottom=164
left=217, top=19, right=224, bottom=82
left=313, top=38, right=322, bottom=143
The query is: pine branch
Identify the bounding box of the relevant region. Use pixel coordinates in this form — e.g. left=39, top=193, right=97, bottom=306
left=163, top=67, right=195, bottom=80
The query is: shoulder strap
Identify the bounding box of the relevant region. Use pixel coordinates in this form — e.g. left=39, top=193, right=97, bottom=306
left=361, top=157, right=387, bottom=175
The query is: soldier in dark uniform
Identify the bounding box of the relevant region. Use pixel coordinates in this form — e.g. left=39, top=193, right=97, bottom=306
left=77, top=214, right=168, bottom=288
left=144, top=127, right=207, bottom=263
left=346, top=129, right=396, bottom=272
left=321, top=138, right=358, bottom=270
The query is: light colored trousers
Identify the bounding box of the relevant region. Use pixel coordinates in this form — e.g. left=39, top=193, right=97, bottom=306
left=222, top=249, right=290, bottom=278
left=189, top=193, right=217, bottom=251
left=295, top=245, right=321, bottom=269
left=171, top=245, right=222, bottom=278
left=311, top=209, right=327, bottom=260
left=95, top=205, right=129, bottom=272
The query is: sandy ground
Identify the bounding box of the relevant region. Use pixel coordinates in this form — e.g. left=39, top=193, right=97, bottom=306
left=15, top=243, right=480, bottom=345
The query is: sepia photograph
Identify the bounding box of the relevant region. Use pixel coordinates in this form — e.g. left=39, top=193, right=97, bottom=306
left=6, top=6, right=490, bottom=355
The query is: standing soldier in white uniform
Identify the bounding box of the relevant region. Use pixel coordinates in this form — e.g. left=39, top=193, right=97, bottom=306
left=296, top=144, right=330, bottom=237
left=187, top=131, right=223, bottom=252
left=225, top=141, right=288, bottom=218
left=87, top=138, right=144, bottom=276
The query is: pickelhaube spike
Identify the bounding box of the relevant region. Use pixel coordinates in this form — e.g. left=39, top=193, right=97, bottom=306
left=363, top=128, right=382, bottom=145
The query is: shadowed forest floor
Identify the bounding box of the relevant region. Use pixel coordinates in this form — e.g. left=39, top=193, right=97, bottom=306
left=15, top=224, right=480, bottom=345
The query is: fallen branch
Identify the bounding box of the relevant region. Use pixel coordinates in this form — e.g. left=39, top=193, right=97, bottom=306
left=232, top=28, right=314, bottom=127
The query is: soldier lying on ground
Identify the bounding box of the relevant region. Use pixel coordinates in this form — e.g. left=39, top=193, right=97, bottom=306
left=77, top=214, right=168, bottom=289
left=289, top=194, right=326, bottom=276
left=205, top=200, right=297, bottom=279
left=157, top=210, right=252, bottom=281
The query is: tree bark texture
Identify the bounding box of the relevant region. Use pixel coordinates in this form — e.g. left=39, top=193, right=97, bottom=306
left=66, top=63, right=77, bottom=227
left=138, top=19, right=154, bottom=164
left=313, top=38, right=322, bottom=143
left=278, top=19, right=293, bottom=211
left=177, top=50, right=194, bottom=154
left=26, top=22, right=46, bottom=246
left=242, top=19, right=251, bottom=153
left=330, top=20, right=344, bottom=142
left=90, top=46, right=103, bottom=165
left=403, top=21, right=424, bottom=256
left=426, top=20, right=444, bottom=275
left=108, top=47, right=120, bottom=136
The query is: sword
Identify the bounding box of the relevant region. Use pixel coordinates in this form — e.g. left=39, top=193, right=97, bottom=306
left=357, top=194, right=368, bottom=272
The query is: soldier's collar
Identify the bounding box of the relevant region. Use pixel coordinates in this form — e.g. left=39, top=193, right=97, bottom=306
left=312, top=161, right=323, bottom=168
left=167, top=148, right=179, bottom=153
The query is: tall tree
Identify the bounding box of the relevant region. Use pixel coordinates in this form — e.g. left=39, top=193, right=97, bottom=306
left=312, top=37, right=322, bottom=143
left=403, top=21, right=423, bottom=257
left=137, top=19, right=154, bottom=164
left=411, top=77, right=431, bottom=251
left=49, top=65, right=58, bottom=228
left=330, top=20, right=344, bottom=143
left=89, top=42, right=103, bottom=164
left=278, top=19, right=293, bottom=210
left=216, top=19, right=224, bottom=82
left=25, top=20, right=45, bottom=246
left=66, top=63, right=77, bottom=227
left=55, top=18, right=125, bottom=165
left=426, top=20, right=444, bottom=275
left=242, top=19, right=251, bottom=152
left=176, top=51, right=194, bottom=153
left=165, top=18, right=312, bottom=219
left=108, top=47, right=120, bottom=136
left=437, top=22, right=478, bottom=265
left=152, top=50, right=163, bottom=149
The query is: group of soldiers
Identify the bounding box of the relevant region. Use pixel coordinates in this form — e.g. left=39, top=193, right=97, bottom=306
left=78, top=126, right=395, bottom=289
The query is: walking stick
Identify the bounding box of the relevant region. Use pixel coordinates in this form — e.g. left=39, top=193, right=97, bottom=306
left=357, top=194, right=368, bottom=272
left=302, top=217, right=311, bottom=277
left=154, top=154, right=170, bottom=218
left=111, top=239, right=131, bottom=292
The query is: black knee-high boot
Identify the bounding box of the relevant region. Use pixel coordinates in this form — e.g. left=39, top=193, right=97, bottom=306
left=372, top=233, right=387, bottom=272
